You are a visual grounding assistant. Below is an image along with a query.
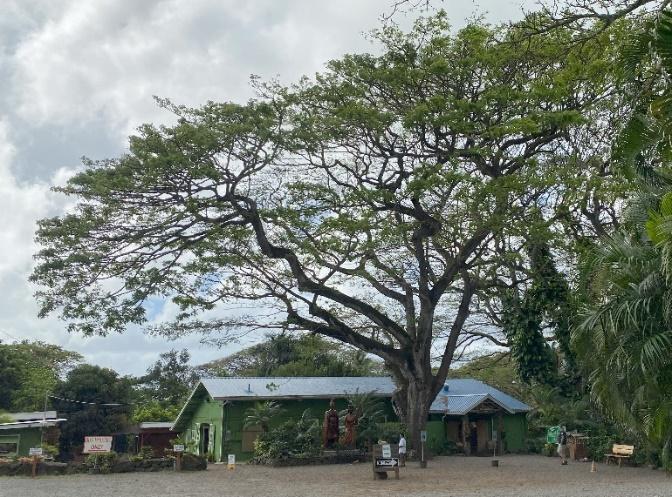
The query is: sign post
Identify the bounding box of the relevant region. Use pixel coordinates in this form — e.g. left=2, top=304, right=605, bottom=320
left=420, top=430, right=427, bottom=468
left=173, top=444, right=184, bottom=471
left=372, top=444, right=399, bottom=480
left=227, top=454, right=236, bottom=470
left=29, top=448, right=42, bottom=478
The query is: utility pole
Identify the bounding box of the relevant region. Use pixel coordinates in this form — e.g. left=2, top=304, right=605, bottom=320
left=39, top=391, right=48, bottom=446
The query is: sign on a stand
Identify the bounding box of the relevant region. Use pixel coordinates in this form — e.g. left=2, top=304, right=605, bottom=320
left=546, top=426, right=560, bottom=444
left=227, top=454, right=236, bottom=470
left=372, top=443, right=399, bottom=480
left=29, top=447, right=43, bottom=456
left=173, top=444, right=185, bottom=452
left=420, top=431, right=427, bottom=442
left=83, top=436, right=113, bottom=454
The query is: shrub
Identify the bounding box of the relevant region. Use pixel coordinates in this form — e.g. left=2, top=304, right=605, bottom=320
left=374, top=422, right=406, bottom=444
left=84, top=451, right=117, bottom=474
left=543, top=443, right=556, bottom=457
left=252, top=409, right=321, bottom=462
left=130, top=446, right=154, bottom=462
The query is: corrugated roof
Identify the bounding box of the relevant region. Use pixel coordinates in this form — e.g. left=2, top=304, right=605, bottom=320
left=139, top=422, right=175, bottom=430
left=8, top=411, right=58, bottom=422
left=0, top=419, right=67, bottom=430
left=429, top=379, right=530, bottom=414
left=197, top=377, right=530, bottom=412
left=201, top=376, right=396, bottom=400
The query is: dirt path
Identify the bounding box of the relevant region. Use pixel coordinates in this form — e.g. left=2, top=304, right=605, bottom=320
left=1, top=455, right=670, bottom=497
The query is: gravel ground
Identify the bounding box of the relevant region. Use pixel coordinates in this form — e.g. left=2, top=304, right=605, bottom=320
left=1, top=455, right=670, bottom=497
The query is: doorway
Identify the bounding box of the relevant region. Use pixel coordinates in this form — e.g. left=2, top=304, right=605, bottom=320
left=200, top=424, right=210, bottom=456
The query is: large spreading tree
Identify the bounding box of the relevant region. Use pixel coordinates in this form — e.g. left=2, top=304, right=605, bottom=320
left=32, top=14, right=619, bottom=446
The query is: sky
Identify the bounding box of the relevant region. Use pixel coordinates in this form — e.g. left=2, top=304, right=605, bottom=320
left=0, top=0, right=536, bottom=376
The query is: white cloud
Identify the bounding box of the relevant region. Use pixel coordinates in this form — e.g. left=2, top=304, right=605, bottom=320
left=1, top=0, right=536, bottom=375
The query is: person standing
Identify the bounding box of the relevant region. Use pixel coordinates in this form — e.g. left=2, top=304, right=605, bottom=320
left=557, top=426, right=568, bottom=465
left=398, top=434, right=407, bottom=467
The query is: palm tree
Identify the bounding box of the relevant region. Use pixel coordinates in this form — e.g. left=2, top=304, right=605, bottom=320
left=243, top=401, right=284, bottom=433
left=575, top=7, right=672, bottom=470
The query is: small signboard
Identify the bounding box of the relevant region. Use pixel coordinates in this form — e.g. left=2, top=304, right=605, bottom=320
left=546, top=426, right=560, bottom=444
left=420, top=430, right=427, bottom=442
left=375, top=458, right=399, bottom=467
left=227, top=454, right=235, bottom=470
left=29, top=447, right=43, bottom=456
left=173, top=444, right=185, bottom=453
left=382, top=444, right=391, bottom=458
left=83, top=436, right=113, bottom=454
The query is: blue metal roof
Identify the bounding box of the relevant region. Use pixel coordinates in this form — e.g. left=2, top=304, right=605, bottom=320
left=200, top=376, right=396, bottom=400
left=429, top=379, right=531, bottom=414
left=196, top=376, right=530, bottom=414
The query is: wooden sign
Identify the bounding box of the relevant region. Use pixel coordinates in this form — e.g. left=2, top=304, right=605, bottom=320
left=83, top=436, right=112, bottom=454
left=372, top=444, right=400, bottom=480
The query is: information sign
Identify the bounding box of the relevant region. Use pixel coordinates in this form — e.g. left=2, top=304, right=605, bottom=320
left=83, top=436, right=113, bottom=454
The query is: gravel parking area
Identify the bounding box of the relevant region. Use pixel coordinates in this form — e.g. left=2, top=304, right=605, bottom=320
left=1, top=455, right=670, bottom=497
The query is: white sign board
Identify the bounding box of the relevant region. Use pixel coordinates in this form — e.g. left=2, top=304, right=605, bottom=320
left=29, top=447, right=43, bottom=456
left=83, top=436, right=113, bottom=454
left=420, top=430, right=427, bottom=442
left=173, top=444, right=185, bottom=453
left=375, top=458, right=399, bottom=467
left=228, top=454, right=236, bottom=465
left=381, top=444, right=391, bottom=458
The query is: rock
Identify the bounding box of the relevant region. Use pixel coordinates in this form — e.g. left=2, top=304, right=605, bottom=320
left=181, top=453, right=207, bottom=471
left=112, top=461, right=134, bottom=473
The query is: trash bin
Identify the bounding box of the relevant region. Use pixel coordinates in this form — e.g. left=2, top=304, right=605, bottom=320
left=568, top=435, right=588, bottom=460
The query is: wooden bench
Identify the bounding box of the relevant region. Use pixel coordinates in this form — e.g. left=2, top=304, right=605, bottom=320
left=605, top=444, right=634, bottom=467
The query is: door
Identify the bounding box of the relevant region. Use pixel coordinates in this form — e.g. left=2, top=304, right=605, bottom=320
left=200, top=424, right=210, bottom=456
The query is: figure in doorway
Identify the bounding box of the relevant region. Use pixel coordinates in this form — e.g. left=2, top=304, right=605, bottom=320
left=323, top=399, right=340, bottom=448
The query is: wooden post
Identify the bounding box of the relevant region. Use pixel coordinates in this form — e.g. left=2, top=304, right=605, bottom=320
left=31, top=455, right=38, bottom=478
left=497, top=412, right=504, bottom=454
left=462, top=415, right=470, bottom=456
left=175, top=452, right=182, bottom=472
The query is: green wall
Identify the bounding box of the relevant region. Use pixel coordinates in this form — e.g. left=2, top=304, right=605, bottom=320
left=178, top=393, right=527, bottom=460
left=182, top=396, right=224, bottom=461
left=181, top=396, right=397, bottom=461
left=0, top=428, right=42, bottom=457
left=502, top=413, right=527, bottom=452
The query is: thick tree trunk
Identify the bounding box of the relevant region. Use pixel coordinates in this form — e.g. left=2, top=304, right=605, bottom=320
left=394, top=377, right=431, bottom=452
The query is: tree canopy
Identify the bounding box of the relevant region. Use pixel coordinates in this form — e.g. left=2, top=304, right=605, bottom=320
left=0, top=340, right=82, bottom=411
left=196, top=334, right=384, bottom=378
left=32, top=12, right=626, bottom=445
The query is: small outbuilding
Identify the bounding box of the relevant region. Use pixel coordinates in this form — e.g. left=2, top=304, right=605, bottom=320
left=0, top=411, right=66, bottom=457
left=171, top=377, right=530, bottom=461
left=138, top=422, right=178, bottom=457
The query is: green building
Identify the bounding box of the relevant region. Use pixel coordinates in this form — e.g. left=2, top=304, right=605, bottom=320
left=171, top=377, right=530, bottom=461
left=0, top=411, right=66, bottom=457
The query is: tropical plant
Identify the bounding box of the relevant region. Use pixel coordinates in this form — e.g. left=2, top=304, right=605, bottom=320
left=244, top=401, right=284, bottom=433
left=575, top=7, right=672, bottom=471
